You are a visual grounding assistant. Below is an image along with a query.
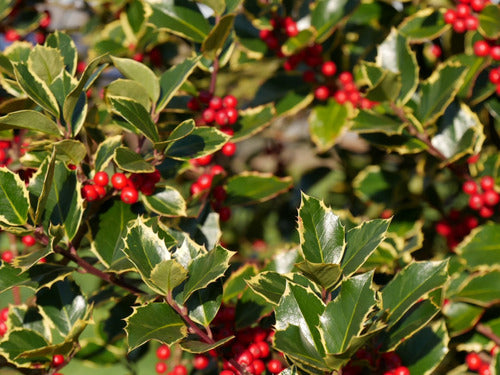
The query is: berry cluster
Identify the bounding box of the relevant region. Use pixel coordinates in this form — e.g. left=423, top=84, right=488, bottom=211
left=0, top=140, right=12, bottom=167
left=473, top=40, right=500, bottom=60
left=155, top=344, right=189, bottom=375
left=444, top=0, right=489, bottom=33
left=0, top=306, right=8, bottom=337
left=462, top=175, right=499, bottom=218
left=435, top=209, right=479, bottom=250
left=466, top=351, right=494, bottom=375
left=3, top=9, right=50, bottom=45
left=81, top=170, right=161, bottom=205
left=259, top=15, right=299, bottom=53
left=489, top=66, right=500, bottom=96
left=342, top=349, right=410, bottom=375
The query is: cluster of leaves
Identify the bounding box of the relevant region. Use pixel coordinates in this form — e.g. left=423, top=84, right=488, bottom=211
left=0, top=0, right=499, bottom=375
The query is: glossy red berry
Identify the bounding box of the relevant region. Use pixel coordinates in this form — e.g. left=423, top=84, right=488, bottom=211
left=222, top=142, right=236, bottom=156
left=479, top=205, right=494, bottom=218
left=193, top=154, right=213, bottom=166
left=490, top=68, right=500, bottom=84
left=171, top=365, right=188, bottom=375
left=462, top=180, right=478, bottom=194
left=393, top=366, right=410, bottom=375
left=190, top=182, right=202, bottom=195
left=220, top=371, right=234, bottom=375
left=481, top=175, right=495, bottom=191
left=156, top=344, right=171, bottom=360
left=479, top=364, right=492, bottom=375
left=469, top=193, right=484, bottom=210
left=483, top=190, right=500, bottom=206
left=465, top=15, right=478, bottom=30
left=225, top=108, right=239, bottom=125
left=334, top=90, right=348, bottom=104
left=223, top=95, right=238, bottom=108
left=197, top=174, right=212, bottom=190
left=111, top=173, right=128, bottom=190
left=237, top=351, right=254, bottom=366
left=52, top=354, right=65, bottom=367
left=471, top=0, right=486, bottom=11
left=339, top=71, right=353, bottom=85
left=256, top=341, right=270, bottom=357
left=193, top=355, right=210, bottom=370
left=210, top=165, right=225, bottom=176
left=0, top=321, right=6, bottom=336
left=39, top=11, right=51, bottom=28
left=453, top=19, right=467, bottom=33
left=94, top=185, right=107, bottom=199
left=267, top=359, right=283, bottom=374
left=22, top=235, right=36, bottom=247
left=202, top=108, right=216, bottom=123
left=209, top=96, right=223, bottom=110
left=444, top=9, right=457, bottom=24
left=474, top=40, right=490, bottom=57
left=5, top=29, right=20, bottom=42
left=491, top=46, right=500, bottom=61
left=430, top=44, right=442, bottom=58
left=285, top=22, right=299, bottom=37
left=155, top=362, right=167, bottom=374
left=121, top=187, right=139, bottom=204
left=1, top=251, right=13, bottom=263
left=314, top=86, right=330, bottom=101
left=456, top=4, right=471, bottom=17
left=187, top=97, right=200, bottom=111
left=321, top=61, right=337, bottom=76
left=0, top=307, right=9, bottom=322
left=94, top=171, right=109, bottom=186
left=215, top=110, right=229, bottom=126
left=466, top=352, right=482, bottom=371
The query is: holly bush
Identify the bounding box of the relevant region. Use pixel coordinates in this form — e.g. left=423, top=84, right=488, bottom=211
left=0, top=0, right=500, bottom=374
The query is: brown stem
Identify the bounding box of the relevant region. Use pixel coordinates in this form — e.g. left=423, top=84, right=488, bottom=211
left=476, top=323, right=500, bottom=347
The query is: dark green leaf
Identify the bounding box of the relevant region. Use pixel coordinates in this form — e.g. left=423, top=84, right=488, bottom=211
left=295, top=261, right=341, bottom=291
left=351, top=110, right=405, bottom=135
left=0, top=329, right=49, bottom=365
left=223, top=264, right=257, bottom=303
left=382, top=260, right=448, bottom=326
left=308, top=100, right=349, bottom=152
left=186, top=281, right=222, bottom=326
left=202, top=14, right=235, bottom=59
left=28, top=152, right=55, bottom=225
left=320, top=272, right=376, bottom=353
left=8, top=305, right=51, bottom=341
left=478, top=4, right=500, bottom=39
left=353, top=165, right=401, bottom=203
left=444, top=301, right=483, bottom=337
left=0, top=167, right=30, bottom=226
left=310, top=0, right=361, bottom=42
left=0, top=263, right=73, bottom=294
left=246, top=271, right=287, bottom=305
left=282, top=30, right=316, bottom=56
left=456, top=223, right=500, bottom=270
left=297, top=193, right=345, bottom=264
left=150, top=259, right=188, bottom=295
left=398, top=8, right=449, bottom=43
left=53, top=140, right=87, bottom=165
left=13, top=247, right=53, bottom=271
left=125, top=302, right=187, bottom=351
left=123, top=0, right=148, bottom=37
left=113, top=146, right=155, bottom=173
left=232, top=104, right=275, bottom=142
left=341, top=219, right=390, bottom=276
left=166, top=126, right=229, bottom=160
left=0, top=109, right=61, bottom=135
left=109, top=96, right=159, bottom=142
left=142, top=187, right=187, bottom=217
left=45, top=31, right=78, bottom=76
left=94, top=135, right=122, bottom=172
left=225, top=172, right=292, bottom=205
left=36, top=279, right=88, bottom=336
left=454, top=271, right=500, bottom=307
left=364, top=69, right=402, bottom=102
left=111, top=56, right=159, bottom=103
left=182, top=245, right=235, bottom=303
left=27, top=45, right=64, bottom=85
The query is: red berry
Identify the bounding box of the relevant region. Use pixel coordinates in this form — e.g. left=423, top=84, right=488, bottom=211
left=471, top=0, right=486, bottom=12
left=190, top=182, right=202, bottom=195
left=94, top=171, right=109, bottom=186
left=462, top=180, right=478, bottom=194
left=237, top=351, right=254, bottom=366
left=259, top=29, right=271, bottom=40
left=481, top=175, right=495, bottom=191
left=444, top=9, right=457, bottom=24
left=213, top=186, right=227, bottom=201
left=257, top=342, right=270, bottom=357
left=285, top=23, right=299, bottom=37
left=456, top=4, right=471, bottom=17
left=155, top=362, right=167, bottom=374
left=215, top=110, right=229, bottom=126
left=223, top=95, right=238, bottom=108
left=348, top=91, right=361, bottom=106
left=193, top=154, right=213, bottom=166
left=193, top=355, right=210, bottom=370
left=265, top=35, right=279, bottom=50
left=187, top=97, right=200, bottom=111
left=479, top=364, right=492, bottom=375
left=469, top=193, right=484, bottom=210
left=334, top=90, right=348, bottom=104
left=40, top=11, right=51, bottom=28
left=465, top=15, right=478, bottom=30
left=267, top=359, right=283, bottom=374
left=453, top=19, right=467, bottom=33
left=197, top=174, right=212, bottom=190
left=220, top=371, right=234, bottom=375
left=22, top=235, right=36, bottom=247
left=94, top=185, right=107, bottom=199
left=467, top=154, right=480, bottom=164
left=466, top=352, right=482, bottom=371
left=111, top=173, right=128, bottom=190
left=0, top=321, right=6, bottom=336
left=210, top=165, right=225, bottom=176
left=139, top=181, right=155, bottom=196
left=52, top=354, right=65, bottom=367
left=77, top=61, right=86, bottom=74
left=393, top=367, right=410, bottom=375
left=321, top=61, right=337, bottom=76
left=430, top=44, right=442, bottom=58
left=314, top=86, right=330, bottom=101
left=0, top=307, right=8, bottom=322
left=156, top=345, right=171, bottom=360
left=302, top=70, right=316, bottom=83
left=436, top=221, right=452, bottom=236
left=465, top=215, right=479, bottom=229
left=252, top=359, right=266, bottom=375
left=474, top=40, right=490, bottom=57
left=121, top=187, right=139, bottom=204
left=225, top=108, right=239, bottom=125
left=491, top=46, right=500, bottom=61
left=5, top=29, right=20, bottom=42
left=219, top=206, right=232, bottom=221
left=222, top=142, right=236, bottom=156
left=483, top=190, right=500, bottom=206
left=202, top=108, right=216, bottom=123
left=479, top=205, right=494, bottom=218
left=133, top=52, right=144, bottom=62
left=382, top=352, right=402, bottom=369
left=490, top=68, right=500, bottom=84
left=209, top=96, right=223, bottom=110
left=339, top=71, right=353, bottom=85
left=171, top=365, right=188, bottom=375
left=83, top=185, right=99, bottom=201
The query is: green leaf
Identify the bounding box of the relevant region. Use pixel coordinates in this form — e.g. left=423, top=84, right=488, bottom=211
left=156, top=56, right=201, bottom=113
left=364, top=69, right=402, bottom=102
left=295, top=261, right=341, bottom=291
left=308, top=100, right=349, bottom=152
left=232, top=104, right=275, bottom=142
left=351, top=109, right=405, bottom=135
left=0, top=167, right=30, bottom=226
left=111, top=56, right=159, bottom=103
left=106, top=79, right=151, bottom=110
left=166, top=126, right=229, bottom=160
left=275, top=283, right=325, bottom=356
left=125, top=302, right=187, bottom=351
left=396, top=321, right=449, bottom=375
left=28, top=152, right=55, bottom=225
left=431, top=101, right=484, bottom=164
left=224, top=172, right=292, bottom=205
left=142, top=187, right=187, bottom=217
left=376, top=29, right=418, bottom=104
left=182, top=245, right=235, bottom=303
left=247, top=271, right=288, bottom=305
left=150, top=259, right=188, bottom=295
left=282, top=30, right=317, bottom=56
left=13, top=62, right=60, bottom=117
left=310, top=0, right=361, bottom=42
left=45, top=31, right=78, bottom=76
left=297, top=193, right=345, bottom=265
left=353, top=165, right=401, bottom=203
left=444, top=301, right=483, bottom=337
left=186, top=281, right=222, bottom=327
left=381, top=300, right=440, bottom=351
left=8, top=305, right=51, bottom=342
left=109, top=96, right=159, bottom=142
left=196, top=0, right=225, bottom=15
left=94, top=135, right=122, bottom=172
left=0, top=263, right=73, bottom=294
left=122, top=217, right=172, bottom=290
left=223, top=264, right=257, bottom=303
left=36, top=279, right=88, bottom=336
left=478, top=4, right=500, bottom=39
left=27, top=45, right=64, bottom=85
left=0, top=329, right=49, bottom=365
left=415, top=61, right=468, bottom=126
left=113, top=146, right=155, bottom=173
left=382, top=260, right=448, bottom=326
left=122, top=0, right=149, bottom=39
left=320, top=272, right=376, bottom=353
left=454, top=271, right=500, bottom=307
left=0, top=109, right=61, bottom=135
left=149, top=1, right=211, bottom=43
left=179, top=336, right=234, bottom=353
left=90, top=200, right=137, bottom=267
left=456, top=223, right=500, bottom=270
left=53, top=140, right=87, bottom=165
left=13, top=247, right=53, bottom=271
left=398, top=8, right=449, bottom=43
left=202, top=14, right=235, bottom=59
left=341, top=219, right=390, bottom=276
